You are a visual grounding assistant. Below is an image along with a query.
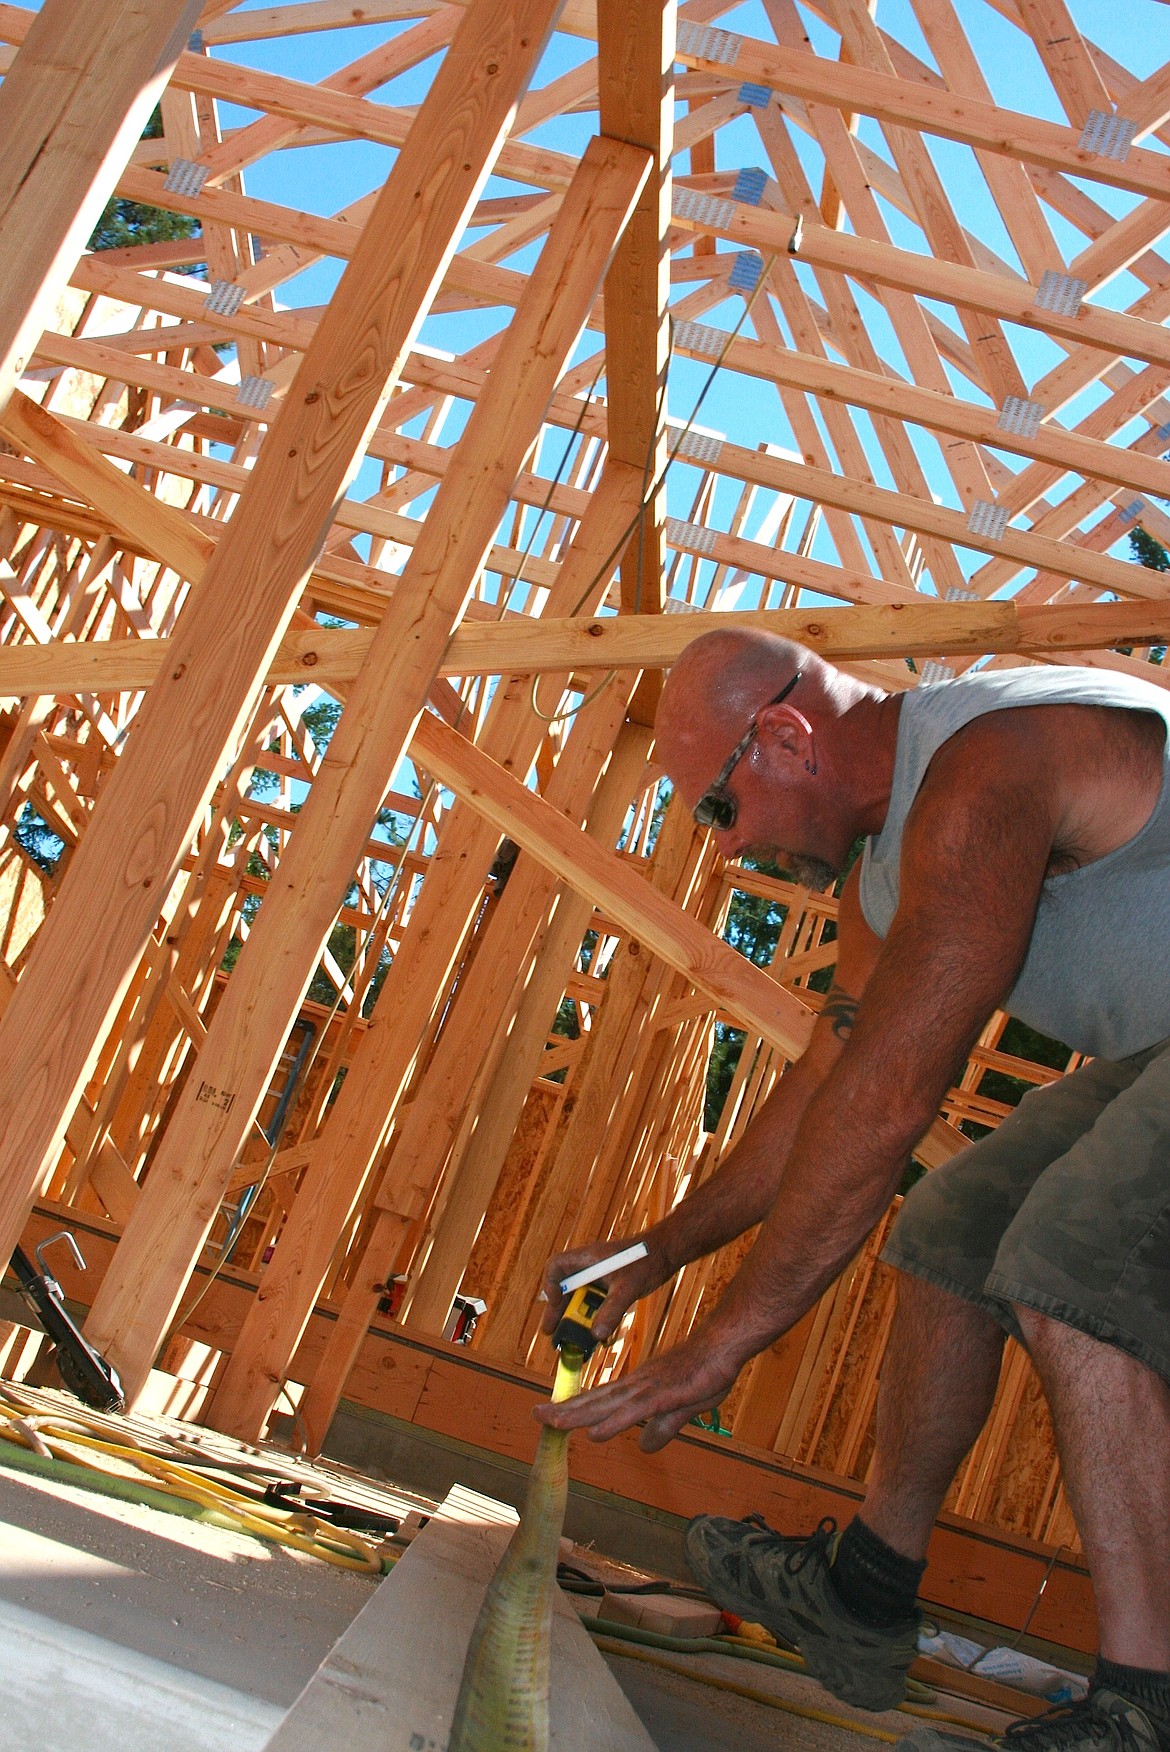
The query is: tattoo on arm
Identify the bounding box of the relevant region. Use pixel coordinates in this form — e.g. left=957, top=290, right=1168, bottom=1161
left=822, top=982, right=859, bottom=1042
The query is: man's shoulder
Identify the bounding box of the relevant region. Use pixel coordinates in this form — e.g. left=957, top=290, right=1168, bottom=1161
left=918, top=703, right=1052, bottom=789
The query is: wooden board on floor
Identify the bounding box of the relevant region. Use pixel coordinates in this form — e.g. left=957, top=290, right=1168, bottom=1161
left=261, top=1482, right=657, bottom=1752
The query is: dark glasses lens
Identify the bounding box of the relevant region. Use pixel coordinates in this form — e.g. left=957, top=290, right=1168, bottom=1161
left=694, top=789, right=736, bottom=831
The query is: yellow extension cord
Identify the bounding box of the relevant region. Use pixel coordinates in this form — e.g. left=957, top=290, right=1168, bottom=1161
left=0, top=1382, right=383, bottom=1573
left=592, top=1636, right=903, bottom=1742
left=590, top=1636, right=996, bottom=1742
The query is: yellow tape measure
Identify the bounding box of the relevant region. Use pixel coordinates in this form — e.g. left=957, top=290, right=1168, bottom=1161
left=447, top=1278, right=610, bottom=1750
left=551, top=1283, right=607, bottom=1360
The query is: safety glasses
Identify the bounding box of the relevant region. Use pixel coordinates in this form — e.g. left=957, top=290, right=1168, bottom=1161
left=692, top=670, right=803, bottom=831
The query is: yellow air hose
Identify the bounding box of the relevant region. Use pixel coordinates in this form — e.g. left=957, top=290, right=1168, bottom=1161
left=447, top=1346, right=585, bottom=1751
left=0, top=1382, right=383, bottom=1573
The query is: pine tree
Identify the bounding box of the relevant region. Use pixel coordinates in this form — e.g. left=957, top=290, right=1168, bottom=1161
left=1128, top=525, right=1170, bottom=572
left=88, top=107, right=200, bottom=253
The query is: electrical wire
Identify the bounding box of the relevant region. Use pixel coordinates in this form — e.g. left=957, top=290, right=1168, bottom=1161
left=508, top=353, right=607, bottom=615
left=530, top=253, right=779, bottom=728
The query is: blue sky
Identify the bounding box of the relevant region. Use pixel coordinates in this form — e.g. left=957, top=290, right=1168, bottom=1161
left=196, top=0, right=1170, bottom=617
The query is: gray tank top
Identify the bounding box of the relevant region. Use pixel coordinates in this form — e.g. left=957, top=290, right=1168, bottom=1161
left=859, top=666, right=1170, bottom=1059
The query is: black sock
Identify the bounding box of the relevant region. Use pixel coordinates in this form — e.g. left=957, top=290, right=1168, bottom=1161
left=828, top=1517, right=925, bottom=1628
left=1094, top=1657, right=1170, bottom=1742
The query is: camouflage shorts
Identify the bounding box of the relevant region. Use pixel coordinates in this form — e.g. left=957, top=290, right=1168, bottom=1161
left=883, top=1035, right=1170, bottom=1382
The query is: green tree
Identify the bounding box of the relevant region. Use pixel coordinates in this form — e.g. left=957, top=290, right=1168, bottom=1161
left=702, top=844, right=861, bottom=1129
left=1118, top=527, right=1169, bottom=663
left=1129, top=525, right=1170, bottom=573
left=88, top=107, right=201, bottom=254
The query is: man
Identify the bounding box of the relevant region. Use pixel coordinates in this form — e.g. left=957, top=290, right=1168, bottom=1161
left=536, top=630, right=1170, bottom=1752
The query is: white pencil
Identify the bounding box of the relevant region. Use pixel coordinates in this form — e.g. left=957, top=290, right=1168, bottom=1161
left=559, top=1242, right=649, bottom=1297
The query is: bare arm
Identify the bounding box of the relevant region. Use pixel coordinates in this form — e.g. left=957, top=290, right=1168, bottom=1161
left=540, top=864, right=879, bottom=1342
left=540, top=720, right=1059, bottom=1447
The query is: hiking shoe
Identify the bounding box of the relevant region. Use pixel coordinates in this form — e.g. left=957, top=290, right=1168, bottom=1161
left=897, top=1690, right=1165, bottom=1752
left=684, top=1513, right=920, bottom=1711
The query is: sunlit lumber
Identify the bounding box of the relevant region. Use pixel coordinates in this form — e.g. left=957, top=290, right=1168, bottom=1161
left=0, top=0, right=1162, bottom=1609
left=442, top=600, right=1170, bottom=673
left=0, top=391, right=213, bottom=581
left=672, top=202, right=1170, bottom=376
left=0, top=0, right=567, bottom=1271
left=597, top=0, right=675, bottom=628
left=415, top=711, right=816, bottom=1057
left=3, top=600, right=1169, bottom=701
left=84, top=134, right=653, bottom=1403
left=262, top=1484, right=655, bottom=1752
left=0, top=0, right=199, bottom=413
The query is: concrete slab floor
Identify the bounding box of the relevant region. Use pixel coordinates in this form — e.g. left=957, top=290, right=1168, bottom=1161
left=0, top=1449, right=1006, bottom=1752
left=0, top=1464, right=380, bottom=1752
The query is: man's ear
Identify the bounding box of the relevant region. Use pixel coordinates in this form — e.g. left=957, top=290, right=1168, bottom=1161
left=759, top=703, right=815, bottom=760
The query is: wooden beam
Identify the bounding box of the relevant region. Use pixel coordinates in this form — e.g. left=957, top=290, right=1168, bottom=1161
left=2, top=600, right=1170, bottom=701
left=0, top=0, right=566, bottom=1273
left=262, top=1484, right=657, bottom=1752
left=84, top=135, right=654, bottom=1404
left=202, top=2, right=452, bottom=45
left=440, top=600, right=1170, bottom=674
left=0, top=0, right=201, bottom=415
left=597, top=0, right=675, bottom=636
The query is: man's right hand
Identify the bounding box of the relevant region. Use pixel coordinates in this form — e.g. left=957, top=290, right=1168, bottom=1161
left=539, top=1236, right=662, bottom=1347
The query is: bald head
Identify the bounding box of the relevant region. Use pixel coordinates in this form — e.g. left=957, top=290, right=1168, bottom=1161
left=657, top=630, right=828, bottom=774
left=654, top=629, right=891, bottom=883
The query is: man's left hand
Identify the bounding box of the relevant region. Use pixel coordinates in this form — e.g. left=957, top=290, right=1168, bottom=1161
left=533, top=1331, right=744, bottom=1452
